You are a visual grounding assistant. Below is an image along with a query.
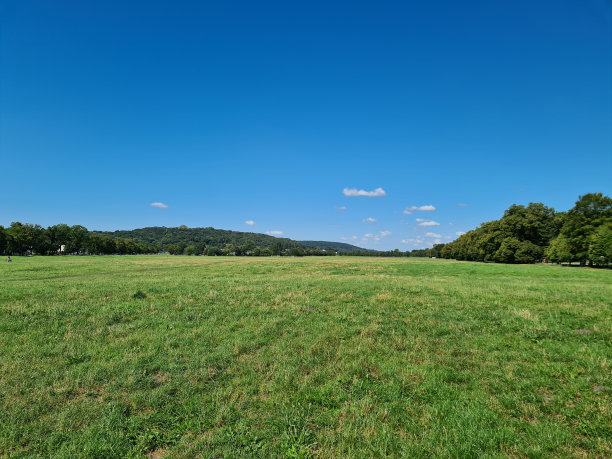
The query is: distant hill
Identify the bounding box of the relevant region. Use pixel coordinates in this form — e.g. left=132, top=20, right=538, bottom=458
left=93, top=226, right=366, bottom=252
left=299, top=240, right=367, bottom=252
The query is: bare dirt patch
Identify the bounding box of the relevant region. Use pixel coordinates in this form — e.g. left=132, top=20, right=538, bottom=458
left=147, top=448, right=166, bottom=459
left=154, top=372, right=168, bottom=384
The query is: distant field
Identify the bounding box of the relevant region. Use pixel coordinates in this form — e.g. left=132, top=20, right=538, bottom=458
left=1, top=256, right=610, bottom=457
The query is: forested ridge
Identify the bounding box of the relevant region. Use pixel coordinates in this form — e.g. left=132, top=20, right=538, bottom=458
left=0, top=224, right=368, bottom=257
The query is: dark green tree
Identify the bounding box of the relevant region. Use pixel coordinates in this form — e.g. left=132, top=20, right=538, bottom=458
left=0, top=226, right=6, bottom=254
left=6, top=222, right=32, bottom=255
left=561, top=193, right=612, bottom=263
left=47, top=224, right=72, bottom=253
left=271, top=242, right=283, bottom=256
left=66, top=225, right=89, bottom=253
left=588, top=224, right=612, bottom=266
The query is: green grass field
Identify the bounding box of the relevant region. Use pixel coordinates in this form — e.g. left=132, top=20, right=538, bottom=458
left=1, top=256, right=610, bottom=457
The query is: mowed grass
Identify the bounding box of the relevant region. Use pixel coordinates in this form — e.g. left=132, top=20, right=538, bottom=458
left=0, top=256, right=610, bottom=458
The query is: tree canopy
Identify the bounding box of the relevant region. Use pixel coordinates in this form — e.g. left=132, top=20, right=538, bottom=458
left=2, top=193, right=610, bottom=266
left=441, top=193, right=612, bottom=266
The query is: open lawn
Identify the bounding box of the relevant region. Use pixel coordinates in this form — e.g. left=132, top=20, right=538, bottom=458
left=0, top=256, right=610, bottom=457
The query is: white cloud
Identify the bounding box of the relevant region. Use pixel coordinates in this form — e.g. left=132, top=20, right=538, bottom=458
left=362, top=217, right=377, bottom=223
left=150, top=202, right=168, bottom=209
left=458, top=203, right=468, bottom=207
left=334, top=206, right=347, bottom=211
left=402, top=209, right=412, bottom=215
left=417, top=219, right=440, bottom=226
left=343, top=187, right=386, bottom=197
left=361, top=230, right=391, bottom=244
left=401, top=238, right=424, bottom=244
left=245, top=220, right=255, bottom=226
left=341, top=235, right=359, bottom=241
left=408, top=205, right=436, bottom=211
left=266, top=230, right=283, bottom=236
left=425, top=232, right=441, bottom=238
left=455, top=231, right=466, bottom=236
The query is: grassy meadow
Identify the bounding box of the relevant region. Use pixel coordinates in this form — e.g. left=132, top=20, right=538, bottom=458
left=0, top=255, right=611, bottom=457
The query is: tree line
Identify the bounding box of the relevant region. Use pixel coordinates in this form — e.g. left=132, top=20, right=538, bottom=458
left=0, top=223, right=159, bottom=256
left=0, top=221, right=447, bottom=258
left=440, top=193, right=612, bottom=266
left=2, top=193, right=610, bottom=264
left=0, top=224, right=351, bottom=256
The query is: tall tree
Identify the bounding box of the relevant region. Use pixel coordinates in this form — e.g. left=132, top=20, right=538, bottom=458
left=546, top=235, right=573, bottom=264
left=6, top=222, right=32, bottom=255
left=47, top=224, right=72, bottom=253
left=588, top=224, right=612, bottom=266
left=0, top=226, right=6, bottom=254
left=66, top=225, right=89, bottom=253
left=561, top=193, right=612, bottom=263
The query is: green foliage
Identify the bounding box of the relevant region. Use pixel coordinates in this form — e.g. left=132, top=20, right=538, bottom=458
left=0, top=226, right=5, bottom=253
left=47, top=223, right=72, bottom=252
left=1, top=222, right=436, bottom=258
left=546, top=235, right=573, bottom=264
left=253, top=247, right=272, bottom=256
left=514, top=240, right=544, bottom=264
left=6, top=222, right=32, bottom=254
left=443, top=194, right=612, bottom=265
left=588, top=224, right=612, bottom=266
left=561, top=193, right=612, bottom=263
left=4, top=193, right=610, bottom=266
left=93, top=227, right=371, bottom=256
left=492, top=238, right=543, bottom=264
left=493, top=237, right=522, bottom=263
left=66, top=225, right=89, bottom=253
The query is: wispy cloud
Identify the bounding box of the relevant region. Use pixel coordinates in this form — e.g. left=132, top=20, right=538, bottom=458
left=408, top=205, right=436, bottom=211
left=362, top=217, right=377, bottom=223
left=402, top=209, right=412, bottom=215
left=334, top=205, right=347, bottom=211
left=361, top=230, right=391, bottom=243
left=266, top=230, right=283, bottom=236
left=245, top=220, right=255, bottom=226
left=416, top=218, right=440, bottom=227
left=150, top=202, right=168, bottom=209
left=341, top=235, right=359, bottom=241
left=458, top=203, right=468, bottom=207
left=401, top=238, right=424, bottom=244
left=425, top=232, right=441, bottom=238
left=343, top=187, right=386, bottom=197
left=455, top=231, right=466, bottom=236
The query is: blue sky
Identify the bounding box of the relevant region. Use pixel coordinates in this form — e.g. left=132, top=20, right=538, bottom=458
left=1, top=1, right=610, bottom=250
